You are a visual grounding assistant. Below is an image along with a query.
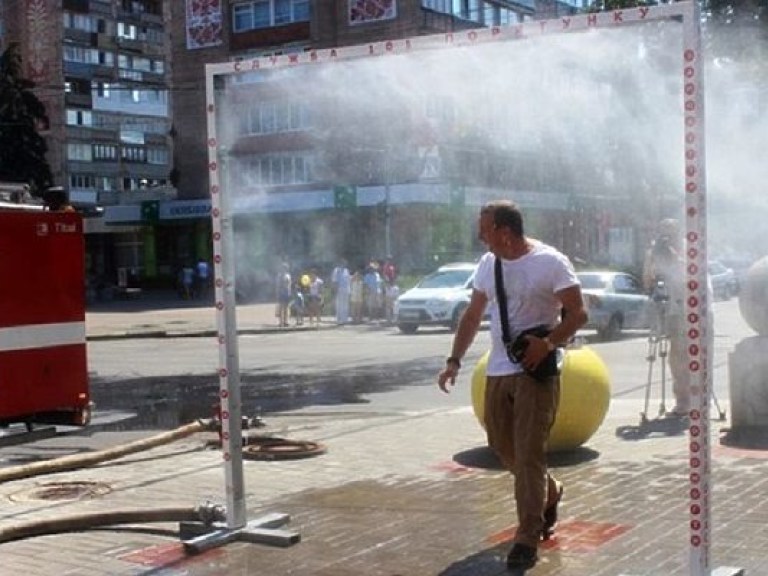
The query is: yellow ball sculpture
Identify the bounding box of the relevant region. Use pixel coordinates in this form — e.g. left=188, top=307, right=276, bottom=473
left=471, top=347, right=611, bottom=452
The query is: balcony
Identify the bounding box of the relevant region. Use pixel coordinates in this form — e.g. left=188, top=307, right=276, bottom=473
left=64, top=91, right=93, bottom=107
left=89, top=0, right=113, bottom=15
left=63, top=28, right=94, bottom=45
left=116, top=36, right=144, bottom=53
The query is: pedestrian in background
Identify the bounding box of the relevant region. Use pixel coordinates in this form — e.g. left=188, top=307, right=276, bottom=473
left=307, top=269, right=325, bottom=328
left=350, top=270, right=364, bottom=324
left=181, top=263, right=195, bottom=300
left=437, top=200, right=587, bottom=571
left=363, top=264, right=381, bottom=321
left=382, top=255, right=397, bottom=283
left=642, top=217, right=714, bottom=417
left=290, top=278, right=305, bottom=326
left=331, top=258, right=351, bottom=325
left=195, top=258, right=210, bottom=299
left=384, top=278, right=399, bottom=324
left=275, top=262, right=292, bottom=328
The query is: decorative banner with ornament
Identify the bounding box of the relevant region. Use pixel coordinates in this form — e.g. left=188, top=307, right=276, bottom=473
left=186, top=0, right=223, bottom=50
left=349, top=0, right=396, bottom=25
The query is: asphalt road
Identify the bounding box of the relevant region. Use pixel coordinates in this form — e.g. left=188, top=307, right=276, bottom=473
left=0, top=297, right=753, bottom=460
left=82, top=298, right=751, bottom=425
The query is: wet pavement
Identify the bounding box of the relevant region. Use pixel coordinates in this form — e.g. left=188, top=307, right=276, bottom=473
left=0, top=294, right=764, bottom=575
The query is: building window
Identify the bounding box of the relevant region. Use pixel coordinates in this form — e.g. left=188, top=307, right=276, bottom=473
left=242, top=100, right=311, bottom=135
left=232, top=0, right=309, bottom=32
left=122, top=176, right=165, bottom=191
left=117, top=21, right=138, bottom=39
left=66, top=78, right=91, bottom=95
left=67, top=143, right=93, bottom=162
left=119, top=88, right=166, bottom=105
left=64, top=46, right=114, bottom=66
left=116, top=117, right=167, bottom=135
left=121, top=0, right=161, bottom=16
left=66, top=109, right=93, bottom=127
left=119, top=54, right=158, bottom=73
left=147, top=148, right=169, bottom=165
left=69, top=174, right=97, bottom=190
left=93, top=144, right=118, bottom=161
left=63, top=12, right=100, bottom=32
left=242, top=152, right=313, bottom=186
left=141, top=26, right=164, bottom=44
left=421, top=0, right=521, bottom=24
left=93, top=82, right=111, bottom=98
left=122, top=145, right=148, bottom=163
left=98, top=176, right=115, bottom=191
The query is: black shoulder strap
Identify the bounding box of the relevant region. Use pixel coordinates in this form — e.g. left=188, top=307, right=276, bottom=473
left=494, top=257, right=513, bottom=347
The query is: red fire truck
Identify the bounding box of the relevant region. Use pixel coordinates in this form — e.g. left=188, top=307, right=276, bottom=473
left=0, top=204, right=90, bottom=429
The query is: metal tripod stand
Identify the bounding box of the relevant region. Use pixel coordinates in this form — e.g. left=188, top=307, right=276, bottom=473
left=640, top=300, right=670, bottom=424
left=640, top=297, right=726, bottom=426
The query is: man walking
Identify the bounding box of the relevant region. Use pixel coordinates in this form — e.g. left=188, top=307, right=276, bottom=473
left=438, top=200, right=587, bottom=571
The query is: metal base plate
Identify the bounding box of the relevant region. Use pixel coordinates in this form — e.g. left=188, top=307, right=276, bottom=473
left=180, top=512, right=300, bottom=554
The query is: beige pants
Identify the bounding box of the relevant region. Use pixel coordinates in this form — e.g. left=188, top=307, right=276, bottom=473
left=666, top=313, right=689, bottom=411
left=485, top=373, right=560, bottom=548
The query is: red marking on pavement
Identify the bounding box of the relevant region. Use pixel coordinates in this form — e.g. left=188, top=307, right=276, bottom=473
left=488, top=520, right=631, bottom=552
left=714, top=444, right=768, bottom=459
left=429, top=460, right=475, bottom=474
left=119, top=542, right=223, bottom=566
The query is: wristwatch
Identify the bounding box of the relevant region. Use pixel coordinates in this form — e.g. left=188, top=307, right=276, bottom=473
left=543, top=337, right=555, bottom=352
left=446, top=356, right=461, bottom=369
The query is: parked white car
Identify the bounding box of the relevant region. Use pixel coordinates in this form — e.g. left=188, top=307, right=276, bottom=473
left=394, top=263, right=480, bottom=334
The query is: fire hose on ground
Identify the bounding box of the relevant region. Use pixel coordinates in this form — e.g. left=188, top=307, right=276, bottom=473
left=0, top=417, right=323, bottom=545
left=0, top=417, right=325, bottom=484
left=0, top=503, right=226, bottom=544
left=0, top=419, right=213, bottom=484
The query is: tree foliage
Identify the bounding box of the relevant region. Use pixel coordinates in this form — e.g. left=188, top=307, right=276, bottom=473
left=0, top=43, right=53, bottom=195
left=705, top=0, right=767, bottom=26
left=704, top=0, right=768, bottom=63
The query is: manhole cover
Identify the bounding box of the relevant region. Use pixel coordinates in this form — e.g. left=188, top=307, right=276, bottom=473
left=207, top=436, right=326, bottom=460
left=244, top=437, right=326, bottom=460
left=8, top=481, right=112, bottom=502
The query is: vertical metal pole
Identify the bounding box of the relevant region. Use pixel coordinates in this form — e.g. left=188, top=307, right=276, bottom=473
left=682, top=3, right=710, bottom=574
left=205, top=69, right=247, bottom=529
left=384, top=154, right=391, bottom=257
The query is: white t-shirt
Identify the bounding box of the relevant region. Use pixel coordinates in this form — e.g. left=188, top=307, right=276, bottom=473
left=473, top=243, right=579, bottom=377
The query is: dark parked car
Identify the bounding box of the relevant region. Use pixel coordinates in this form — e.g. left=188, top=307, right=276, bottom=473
left=578, top=271, right=652, bottom=340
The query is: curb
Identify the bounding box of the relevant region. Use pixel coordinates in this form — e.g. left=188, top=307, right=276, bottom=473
left=85, top=324, right=338, bottom=341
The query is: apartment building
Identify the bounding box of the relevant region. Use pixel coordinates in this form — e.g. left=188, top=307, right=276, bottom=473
left=0, top=0, right=174, bottom=294
left=159, top=0, right=594, bottom=298
left=4, top=1, right=586, bottom=297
